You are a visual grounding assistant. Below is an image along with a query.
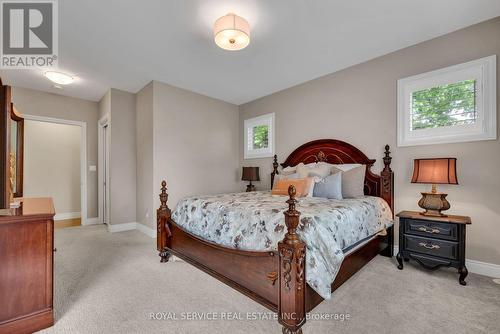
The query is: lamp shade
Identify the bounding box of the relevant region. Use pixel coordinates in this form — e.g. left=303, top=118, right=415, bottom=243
left=242, top=167, right=260, bottom=181
left=214, top=13, right=250, bottom=51
left=411, top=158, right=458, bottom=185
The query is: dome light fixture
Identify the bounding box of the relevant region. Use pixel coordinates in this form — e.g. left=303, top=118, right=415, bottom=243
left=44, top=71, right=74, bottom=85
left=214, top=13, right=250, bottom=51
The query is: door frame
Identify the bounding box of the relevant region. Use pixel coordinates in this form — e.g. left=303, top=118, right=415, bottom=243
left=23, top=114, right=88, bottom=225
left=97, top=114, right=110, bottom=225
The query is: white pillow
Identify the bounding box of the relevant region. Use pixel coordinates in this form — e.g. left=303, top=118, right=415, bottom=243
left=275, top=173, right=299, bottom=181
left=296, top=163, right=331, bottom=179
left=281, top=162, right=316, bottom=175
left=282, top=166, right=297, bottom=175
left=331, top=163, right=362, bottom=172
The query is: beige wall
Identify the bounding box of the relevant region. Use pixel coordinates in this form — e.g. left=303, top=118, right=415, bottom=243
left=11, top=87, right=99, bottom=218
left=98, top=89, right=137, bottom=225
left=239, top=18, right=500, bottom=265
left=109, top=89, right=137, bottom=225
left=146, top=81, right=240, bottom=229
left=98, top=90, right=111, bottom=120
left=24, top=120, right=81, bottom=216
left=136, top=83, right=154, bottom=228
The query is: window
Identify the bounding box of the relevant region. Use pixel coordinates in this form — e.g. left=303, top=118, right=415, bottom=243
left=397, top=55, right=496, bottom=146
left=244, top=113, right=275, bottom=159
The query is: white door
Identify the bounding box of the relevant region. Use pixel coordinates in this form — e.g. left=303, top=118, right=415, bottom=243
left=102, top=124, right=109, bottom=224
left=98, top=116, right=110, bottom=225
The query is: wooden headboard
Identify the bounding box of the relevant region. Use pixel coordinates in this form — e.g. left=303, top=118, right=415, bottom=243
left=271, top=139, right=394, bottom=213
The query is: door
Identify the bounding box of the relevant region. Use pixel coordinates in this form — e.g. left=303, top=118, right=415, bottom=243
left=102, top=124, right=109, bottom=224
left=98, top=116, right=110, bottom=225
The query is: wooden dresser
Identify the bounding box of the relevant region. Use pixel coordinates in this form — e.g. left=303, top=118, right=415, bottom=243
left=0, top=198, right=55, bottom=334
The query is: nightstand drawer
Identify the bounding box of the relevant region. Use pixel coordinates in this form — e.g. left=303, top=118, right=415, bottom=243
left=404, top=235, right=458, bottom=260
left=404, top=219, right=458, bottom=241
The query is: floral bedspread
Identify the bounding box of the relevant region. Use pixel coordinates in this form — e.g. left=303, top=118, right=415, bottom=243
left=171, top=191, right=393, bottom=299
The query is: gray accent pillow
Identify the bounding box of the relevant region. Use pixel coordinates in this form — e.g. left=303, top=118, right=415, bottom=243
left=313, top=172, right=342, bottom=200
left=332, top=165, right=366, bottom=198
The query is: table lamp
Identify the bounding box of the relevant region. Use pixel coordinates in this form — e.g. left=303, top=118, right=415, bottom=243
left=242, top=167, right=260, bottom=192
left=411, top=158, right=458, bottom=217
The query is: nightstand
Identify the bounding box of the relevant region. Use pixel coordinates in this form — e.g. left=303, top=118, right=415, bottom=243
left=396, top=211, right=471, bottom=285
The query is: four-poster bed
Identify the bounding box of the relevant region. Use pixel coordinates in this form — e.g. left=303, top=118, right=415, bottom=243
left=157, top=139, right=394, bottom=333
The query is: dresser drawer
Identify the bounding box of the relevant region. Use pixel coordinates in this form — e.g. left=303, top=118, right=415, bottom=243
left=404, top=235, right=458, bottom=260
left=404, top=219, right=458, bottom=241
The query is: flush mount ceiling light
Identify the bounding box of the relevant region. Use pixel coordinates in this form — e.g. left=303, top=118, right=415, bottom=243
left=44, top=71, right=74, bottom=85
left=214, top=13, right=250, bottom=51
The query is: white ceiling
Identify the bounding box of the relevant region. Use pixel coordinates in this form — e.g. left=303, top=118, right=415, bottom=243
left=2, top=0, right=500, bottom=105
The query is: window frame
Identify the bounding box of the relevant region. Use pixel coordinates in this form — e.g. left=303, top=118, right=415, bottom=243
left=244, top=113, right=275, bottom=159
left=397, top=55, right=496, bottom=147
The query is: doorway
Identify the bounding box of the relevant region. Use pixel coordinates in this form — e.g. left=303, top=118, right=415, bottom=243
left=23, top=114, right=87, bottom=225
left=98, top=115, right=110, bottom=225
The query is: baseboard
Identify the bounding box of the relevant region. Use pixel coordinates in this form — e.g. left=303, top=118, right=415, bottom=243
left=54, top=212, right=81, bottom=221
left=84, top=217, right=102, bottom=226
left=107, top=222, right=137, bottom=233
left=466, top=259, right=500, bottom=278
left=393, top=245, right=500, bottom=278
left=135, top=223, right=157, bottom=238
left=107, top=222, right=157, bottom=238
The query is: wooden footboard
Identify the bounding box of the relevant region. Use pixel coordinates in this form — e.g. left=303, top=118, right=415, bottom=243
left=157, top=183, right=308, bottom=333
left=166, top=223, right=280, bottom=310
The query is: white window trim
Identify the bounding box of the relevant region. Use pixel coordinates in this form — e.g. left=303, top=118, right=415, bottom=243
left=397, top=55, right=496, bottom=147
left=244, top=113, right=275, bottom=159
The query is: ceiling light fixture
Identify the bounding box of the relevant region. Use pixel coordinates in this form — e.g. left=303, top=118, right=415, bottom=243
left=214, top=13, right=250, bottom=51
left=44, top=71, right=74, bottom=85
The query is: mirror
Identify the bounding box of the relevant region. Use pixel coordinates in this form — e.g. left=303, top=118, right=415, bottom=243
left=10, top=104, right=23, bottom=198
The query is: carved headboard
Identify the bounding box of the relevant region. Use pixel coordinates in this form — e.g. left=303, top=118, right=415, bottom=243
left=271, top=139, right=394, bottom=213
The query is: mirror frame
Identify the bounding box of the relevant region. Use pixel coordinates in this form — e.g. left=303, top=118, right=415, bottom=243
left=10, top=104, right=24, bottom=198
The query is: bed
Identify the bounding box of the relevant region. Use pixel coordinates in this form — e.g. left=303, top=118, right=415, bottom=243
left=157, top=139, right=394, bottom=334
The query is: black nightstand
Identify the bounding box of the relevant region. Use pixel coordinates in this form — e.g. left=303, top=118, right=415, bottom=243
left=396, top=211, right=471, bottom=285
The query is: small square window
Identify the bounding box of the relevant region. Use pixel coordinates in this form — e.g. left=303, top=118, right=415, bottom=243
left=398, top=55, right=496, bottom=146
left=244, top=113, right=275, bottom=159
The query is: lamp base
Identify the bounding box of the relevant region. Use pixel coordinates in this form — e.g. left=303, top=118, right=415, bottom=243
left=418, top=192, right=451, bottom=217
left=246, top=182, right=256, bottom=192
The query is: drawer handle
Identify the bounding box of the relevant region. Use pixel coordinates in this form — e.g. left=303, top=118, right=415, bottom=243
left=418, top=242, right=440, bottom=250
left=417, top=226, right=440, bottom=234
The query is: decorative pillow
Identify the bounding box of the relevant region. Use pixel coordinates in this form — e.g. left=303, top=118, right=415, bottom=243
left=282, top=166, right=297, bottom=175
left=331, top=163, right=362, bottom=172
left=305, top=176, right=321, bottom=197
left=271, top=178, right=314, bottom=197
left=296, top=162, right=332, bottom=179
left=313, top=172, right=343, bottom=200
left=332, top=165, right=366, bottom=198
left=275, top=173, right=299, bottom=181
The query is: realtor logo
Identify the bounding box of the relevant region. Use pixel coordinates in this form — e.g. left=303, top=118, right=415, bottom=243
left=1, top=0, right=58, bottom=68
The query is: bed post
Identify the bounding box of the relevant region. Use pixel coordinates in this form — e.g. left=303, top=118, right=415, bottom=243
left=380, top=145, right=394, bottom=258
left=271, top=154, right=279, bottom=189
left=157, top=180, right=172, bottom=263
left=278, top=186, right=306, bottom=334
left=380, top=145, right=394, bottom=215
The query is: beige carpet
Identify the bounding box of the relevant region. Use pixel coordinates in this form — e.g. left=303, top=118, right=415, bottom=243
left=39, top=225, right=500, bottom=334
